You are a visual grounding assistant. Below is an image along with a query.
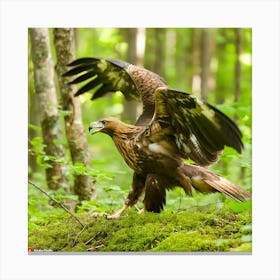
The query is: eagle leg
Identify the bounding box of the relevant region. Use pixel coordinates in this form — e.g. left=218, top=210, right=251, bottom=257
left=137, top=208, right=145, bottom=214
left=107, top=172, right=146, bottom=219
left=143, top=174, right=168, bottom=213
left=125, top=173, right=146, bottom=206
left=106, top=204, right=129, bottom=220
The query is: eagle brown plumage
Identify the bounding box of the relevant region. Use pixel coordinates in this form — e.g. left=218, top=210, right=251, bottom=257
left=88, top=116, right=250, bottom=218
left=64, top=57, right=251, bottom=218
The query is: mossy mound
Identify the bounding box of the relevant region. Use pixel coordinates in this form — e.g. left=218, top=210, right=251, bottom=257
left=28, top=205, right=251, bottom=253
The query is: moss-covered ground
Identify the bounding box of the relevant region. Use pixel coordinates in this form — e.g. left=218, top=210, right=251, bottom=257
left=28, top=203, right=252, bottom=253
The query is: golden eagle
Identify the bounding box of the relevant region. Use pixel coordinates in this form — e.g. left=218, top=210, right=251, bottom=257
left=64, top=57, right=251, bottom=218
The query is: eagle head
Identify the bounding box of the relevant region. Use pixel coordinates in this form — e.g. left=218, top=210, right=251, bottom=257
left=88, top=117, right=122, bottom=136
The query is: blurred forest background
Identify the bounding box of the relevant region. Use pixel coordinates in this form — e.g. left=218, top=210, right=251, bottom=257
left=28, top=28, right=252, bottom=229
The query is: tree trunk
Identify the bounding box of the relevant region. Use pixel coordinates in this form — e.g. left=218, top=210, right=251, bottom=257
left=233, top=28, right=245, bottom=181
left=29, top=28, right=68, bottom=190
left=153, top=28, right=166, bottom=77
left=190, top=29, right=201, bottom=96
left=28, top=61, right=39, bottom=176
left=175, top=29, right=191, bottom=91
left=144, top=28, right=156, bottom=70
left=53, top=28, right=96, bottom=201
left=121, top=28, right=146, bottom=123
left=200, top=28, right=214, bottom=101
left=234, top=28, right=242, bottom=103
left=121, top=28, right=138, bottom=123
left=215, top=29, right=227, bottom=104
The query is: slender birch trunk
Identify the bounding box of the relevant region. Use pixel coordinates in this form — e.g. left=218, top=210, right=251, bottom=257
left=200, top=28, right=214, bottom=102
left=53, top=28, right=96, bottom=201
left=29, top=28, right=68, bottom=190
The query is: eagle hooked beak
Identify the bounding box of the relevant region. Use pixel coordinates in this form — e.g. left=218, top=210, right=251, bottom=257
left=88, top=121, right=104, bottom=135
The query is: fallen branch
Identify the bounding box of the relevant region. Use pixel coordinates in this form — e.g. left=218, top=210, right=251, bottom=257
left=85, top=231, right=101, bottom=245
left=28, top=180, right=85, bottom=228
left=178, top=201, right=223, bottom=213
left=71, top=225, right=88, bottom=247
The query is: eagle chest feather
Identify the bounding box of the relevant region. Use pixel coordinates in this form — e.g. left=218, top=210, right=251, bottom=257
left=112, top=130, right=181, bottom=175
left=114, top=139, right=136, bottom=169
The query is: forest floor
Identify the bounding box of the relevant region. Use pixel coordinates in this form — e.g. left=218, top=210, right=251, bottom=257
left=28, top=205, right=252, bottom=253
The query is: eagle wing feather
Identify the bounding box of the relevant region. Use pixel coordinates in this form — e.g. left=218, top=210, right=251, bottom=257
left=151, top=87, right=243, bottom=165
left=64, top=57, right=139, bottom=100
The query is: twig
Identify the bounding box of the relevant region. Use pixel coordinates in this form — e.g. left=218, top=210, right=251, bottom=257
left=84, top=231, right=101, bottom=245
left=28, top=180, right=85, bottom=228
left=95, top=244, right=105, bottom=249
left=178, top=201, right=222, bottom=213
left=72, top=225, right=88, bottom=247
left=87, top=244, right=105, bottom=251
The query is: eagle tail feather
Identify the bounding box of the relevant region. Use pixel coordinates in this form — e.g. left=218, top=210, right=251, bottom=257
left=181, top=164, right=251, bottom=202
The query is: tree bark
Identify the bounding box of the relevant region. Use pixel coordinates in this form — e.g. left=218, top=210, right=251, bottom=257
left=200, top=28, right=214, bottom=101
left=190, top=29, right=201, bottom=95
left=28, top=62, right=39, bottom=176
left=53, top=28, right=96, bottom=201
left=215, top=29, right=227, bottom=104
left=153, top=28, right=166, bottom=77
left=233, top=28, right=245, bottom=181
left=121, top=28, right=138, bottom=123
left=29, top=28, right=68, bottom=190
left=175, top=29, right=191, bottom=91
left=144, top=28, right=156, bottom=70
left=234, top=28, right=242, bottom=103
left=121, top=28, right=146, bottom=123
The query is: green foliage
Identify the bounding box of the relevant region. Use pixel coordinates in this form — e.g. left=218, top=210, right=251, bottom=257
left=226, top=200, right=252, bottom=214
left=29, top=136, right=52, bottom=169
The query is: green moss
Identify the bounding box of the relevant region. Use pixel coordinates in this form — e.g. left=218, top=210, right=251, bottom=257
left=151, top=231, right=217, bottom=252
left=28, top=207, right=252, bottom=252
left=230, top=242, right=252, bottom=252
left=107, top=223, right=164, bottom=251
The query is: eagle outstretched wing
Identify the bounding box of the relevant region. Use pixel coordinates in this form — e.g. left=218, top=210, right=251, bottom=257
left=64, top=57, right=139, bottom=100
left=64, top=57, right=166, bottom=126
left=64, top=57, right=243, bottom=166
left=149, top=87, right=243, bottom=165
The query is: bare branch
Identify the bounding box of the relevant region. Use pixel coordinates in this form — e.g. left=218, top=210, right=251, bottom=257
left=28, top=180, right=85, bottom=228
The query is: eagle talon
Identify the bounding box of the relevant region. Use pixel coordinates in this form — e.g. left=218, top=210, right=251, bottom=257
left=90, top=212, right=109, bottom=218
left=106, top=213, right=122, bottom=220
left=138, top=208, right=145, bottom=215
left=106, top=204, right=129, bottom=220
